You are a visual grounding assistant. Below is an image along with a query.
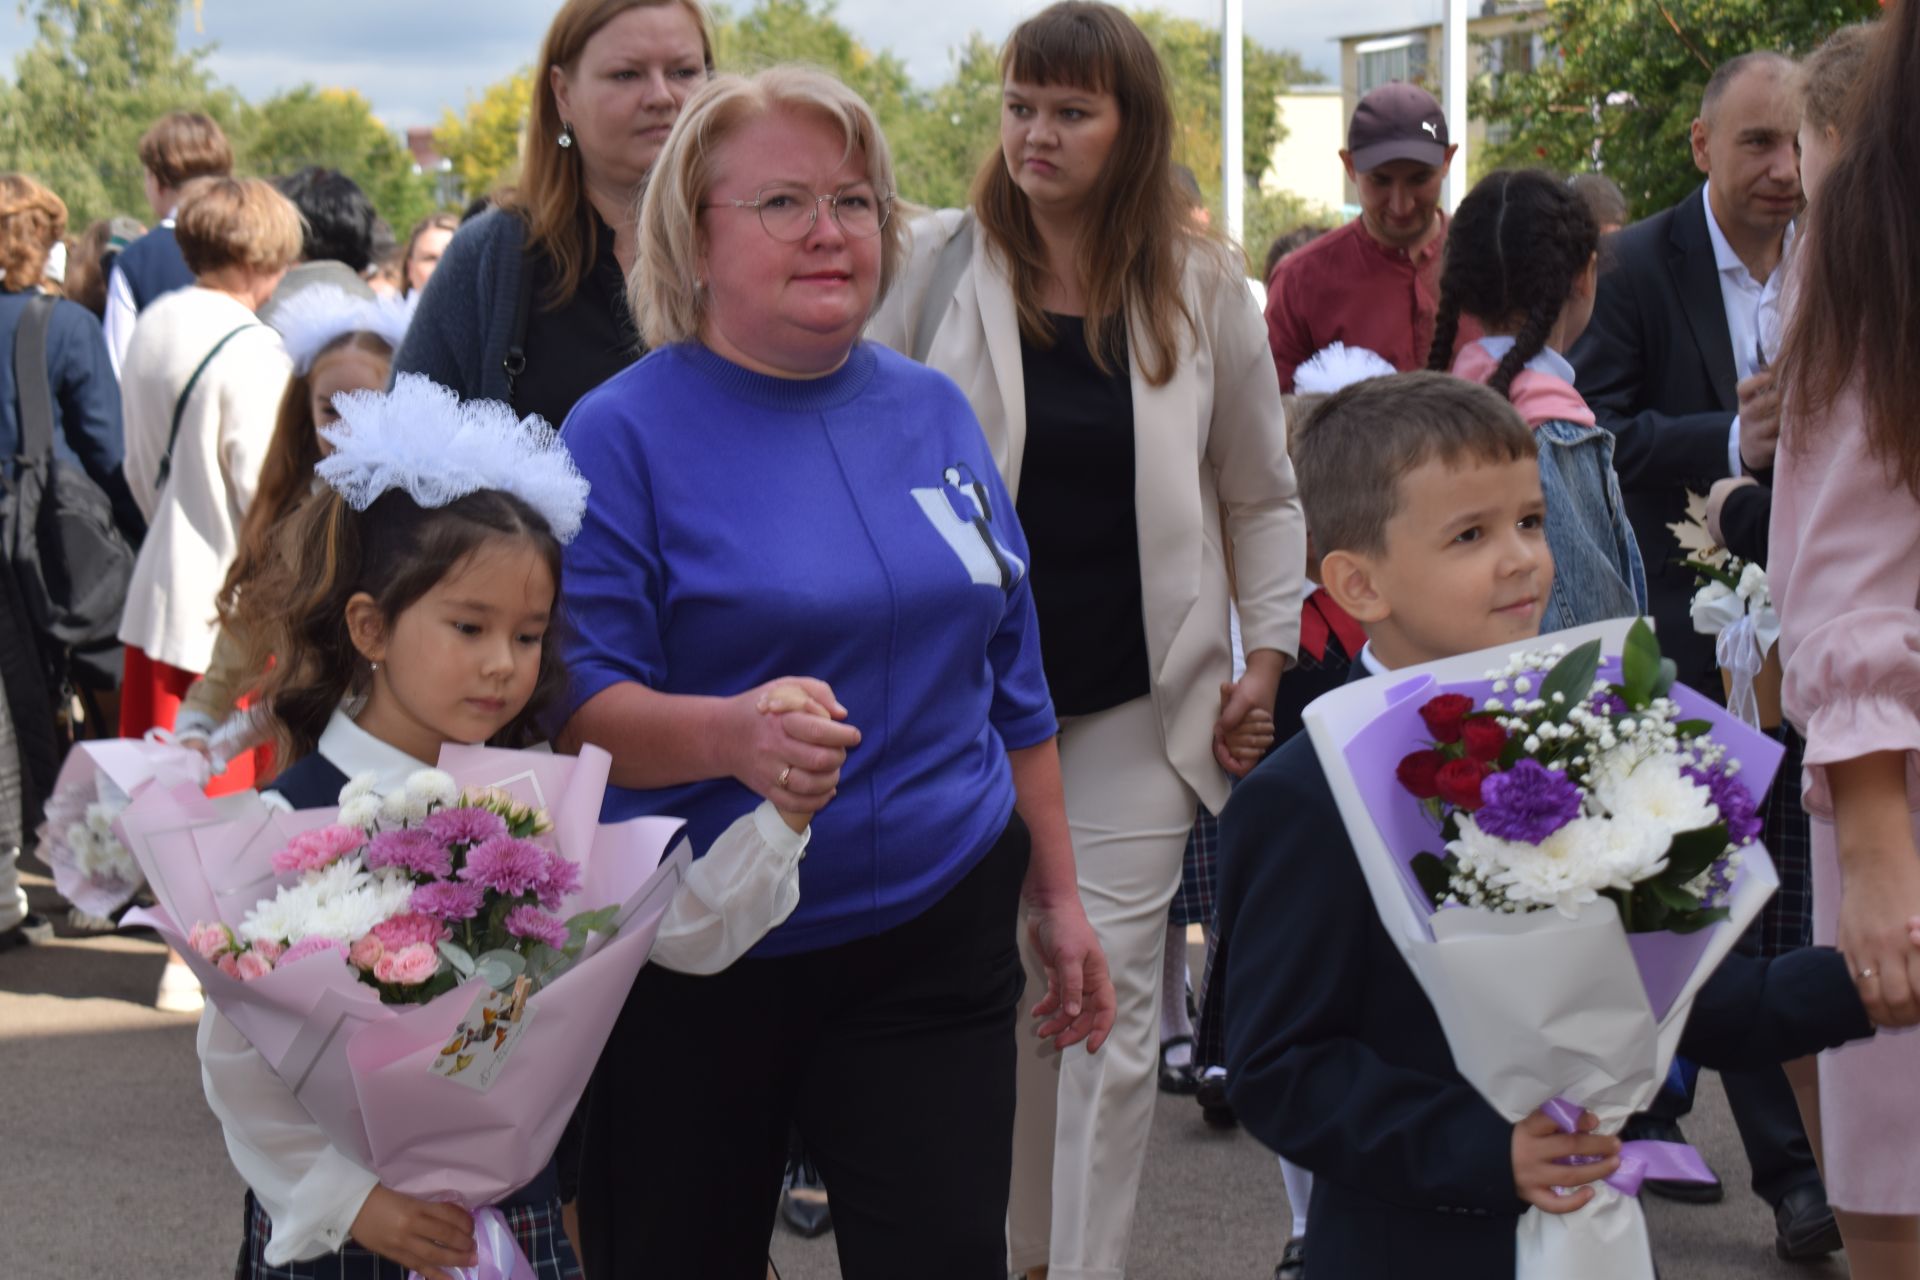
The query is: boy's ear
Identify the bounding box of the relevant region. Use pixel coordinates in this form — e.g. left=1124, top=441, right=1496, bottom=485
left=344, top=592, right=389, bottom=664
left=1320, top=548, right=1391, bottom=625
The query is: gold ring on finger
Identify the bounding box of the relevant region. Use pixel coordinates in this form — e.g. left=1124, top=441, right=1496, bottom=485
left=778, top=765, right=792, bottom=789
left=1859, top=966, right=1877, bottom=980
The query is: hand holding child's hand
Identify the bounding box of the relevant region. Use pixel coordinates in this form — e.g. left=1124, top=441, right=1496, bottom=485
left=728, top=676, right=861, bottom=820
left=1511, top=1107, right=1621, bottom=1215
left=758, top=684, right=840, bottom=833
left=1221, top=707, right=1276, bottom=768
left=349, top=1184, right=476, bottom=1280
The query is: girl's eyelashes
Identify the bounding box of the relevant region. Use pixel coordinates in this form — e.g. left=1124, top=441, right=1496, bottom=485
left=1452, top=526, right=1482, bottom=545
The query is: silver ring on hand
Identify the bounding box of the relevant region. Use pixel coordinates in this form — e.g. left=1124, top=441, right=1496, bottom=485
left=777, top=765, right=792, bottom=790
left=1859, top=967, right=1878, bottom=980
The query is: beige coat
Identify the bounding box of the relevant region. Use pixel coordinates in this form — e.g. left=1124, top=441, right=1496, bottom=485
left=118, top=287, right=291, bottom=673
left=868, top=210, right=1305, bottom=812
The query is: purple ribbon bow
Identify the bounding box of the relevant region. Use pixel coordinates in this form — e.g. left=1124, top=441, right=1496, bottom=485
left=409, top=1206, right=535, bottom=1280
left=1543, top=1096, right=1716, bottom=1198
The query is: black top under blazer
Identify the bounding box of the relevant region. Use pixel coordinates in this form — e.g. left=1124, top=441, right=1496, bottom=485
left=1219, top=668, right=1874, bottom=1279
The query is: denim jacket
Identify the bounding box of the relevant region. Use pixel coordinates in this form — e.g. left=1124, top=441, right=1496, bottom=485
left=1453, top=339, right=1649, bottom=630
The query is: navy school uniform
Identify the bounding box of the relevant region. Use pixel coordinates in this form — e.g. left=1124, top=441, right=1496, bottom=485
left=1218, top=668, right=1875, bottom=1279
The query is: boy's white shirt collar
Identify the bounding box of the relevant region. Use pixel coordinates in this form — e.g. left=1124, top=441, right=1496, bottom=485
left=1358, top=643, right=1391, bottom=677
left=1474, top=335, right=1578, bottom=386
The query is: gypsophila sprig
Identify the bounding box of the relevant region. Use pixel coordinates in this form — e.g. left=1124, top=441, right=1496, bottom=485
left=1396, top=619, right=1756, bottom=933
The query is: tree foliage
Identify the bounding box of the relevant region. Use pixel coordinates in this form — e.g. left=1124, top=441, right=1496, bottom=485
left=434, top=69, right=533, bottom=202
left=245, top=86, right=439, bottom=232
left=1478, top=0, right=1878, bottom=218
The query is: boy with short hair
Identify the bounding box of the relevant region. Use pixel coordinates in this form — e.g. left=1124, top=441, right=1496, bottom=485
left=1218, top=371, right=1879, bottom=1278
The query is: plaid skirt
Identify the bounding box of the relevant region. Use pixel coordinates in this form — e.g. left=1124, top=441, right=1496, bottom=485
left=1169, top=808, right=1219, bottom=928
left=235, top=1192, right=581, bottom=1280
left=1757, top=723, right=1813, bottom=957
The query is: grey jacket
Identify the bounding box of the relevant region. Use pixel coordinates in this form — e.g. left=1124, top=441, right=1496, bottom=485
left=392, top=208, right=528, bottom=402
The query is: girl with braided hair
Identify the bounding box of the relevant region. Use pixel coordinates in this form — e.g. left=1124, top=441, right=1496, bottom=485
left=1428, top=167, right=1646, bottom=629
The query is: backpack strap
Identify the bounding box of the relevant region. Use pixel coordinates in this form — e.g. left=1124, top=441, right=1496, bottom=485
left=156, top=323, right=258, bottom=493
left=11, top=294, right=57, bottom=471
left=912, top=217, right=974, bottom=364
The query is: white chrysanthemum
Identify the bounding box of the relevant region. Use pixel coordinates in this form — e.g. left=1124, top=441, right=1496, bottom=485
left=1450, top=815, right=1613, bottom=919
left=1591, top=753, right=1718, bottom=839
left=338, top=794, right=382, bottom=831
left=84, top=802, right=116, bottom=838
left=239, top=856, right=415, bottom=945
left=379, top=788, right=430, bottom=828
left=339, top=773, right=380, bottom=805
left=1586, top=814, right=1673, bottom=888
left=405, top=769, right=458, bottom=810
left=241, top=876, right=323, bottom=944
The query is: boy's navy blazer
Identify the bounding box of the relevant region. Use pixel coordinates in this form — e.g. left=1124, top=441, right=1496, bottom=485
left=1219, top=665, right=1873, bottom=1279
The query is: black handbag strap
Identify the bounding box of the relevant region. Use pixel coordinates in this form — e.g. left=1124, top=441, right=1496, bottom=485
left=502, top=249, right=537, bottom=399
left=157, top=323, right=258, bottom=492
left=11, top=294, right=57, bottom=470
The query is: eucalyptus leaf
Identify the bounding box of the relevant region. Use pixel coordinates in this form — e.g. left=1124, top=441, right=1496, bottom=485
left=475, top=958, right=514, bottom=989
left=1540, top=638, right=1603, bottom=715
left=436, top=940, right=476, bottom=978
left=1653, top=658, right=1678, bottom=699
left=1621, top=621, right=1661, bottom=707
left=474, top=948, right=527, bottom=979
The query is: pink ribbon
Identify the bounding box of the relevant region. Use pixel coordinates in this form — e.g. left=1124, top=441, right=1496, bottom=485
left=1542, top=1097, right=1716, bottom=1197
left=409, top=1206, right=535, bottom=1280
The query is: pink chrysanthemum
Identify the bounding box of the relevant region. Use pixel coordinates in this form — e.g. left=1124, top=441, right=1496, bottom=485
left=536, top=851, right=583, bottom=911
left=459, top=836, right=549, bottom=898
left=422, top=806, right=509, bottom=849
left=271, top=824, right=367, bottom=875
left=410, top=880, right=486, bottom=922
left=504, top=905, right=570, bottom=950
left=370, top=911, right=450, bottom=951
left=364, top=829, right=453, bottom=879
left=280, top=936, right=350, bottom=968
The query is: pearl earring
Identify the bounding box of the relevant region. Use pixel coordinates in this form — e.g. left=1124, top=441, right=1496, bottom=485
left=558, top=123, right=574, bottom=149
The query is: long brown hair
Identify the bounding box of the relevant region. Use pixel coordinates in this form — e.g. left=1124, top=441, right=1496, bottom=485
left=970, top=1, right=1211, bottom=386
left=1778, top=3, right=1918, bottom=493
left=509, top=0, right=714, bottom=310
left=217, top=332, right=396, bottom=625
left=234, top=487, right=569, bottom=765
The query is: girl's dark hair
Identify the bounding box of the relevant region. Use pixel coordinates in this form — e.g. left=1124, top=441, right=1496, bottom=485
left=1778, top=0, right=1919, bottom=495
left=234, top=486, right=567, bottom=765
left=1427, top=169, right=1598, bottom=399
left=218, top=331, right=395, bottom=622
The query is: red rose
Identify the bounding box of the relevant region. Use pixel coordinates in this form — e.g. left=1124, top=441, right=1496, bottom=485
left=1396, top=749, right=1447, bottom=799
left=1460, top=717, right=1508, bottom=763
left=1419, top=693, right=1476, bottom=744
left=1436, top=758, right=1493, bottom=810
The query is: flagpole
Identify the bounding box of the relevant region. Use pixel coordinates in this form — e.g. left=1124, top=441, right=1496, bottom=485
left=1444, top=0, right=1469, bottom=211
left=1223, top=0, right=1245, bottom=246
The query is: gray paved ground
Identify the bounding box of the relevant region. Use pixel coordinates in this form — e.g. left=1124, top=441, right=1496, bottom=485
left=1, top=868, right=1850, bottom=1279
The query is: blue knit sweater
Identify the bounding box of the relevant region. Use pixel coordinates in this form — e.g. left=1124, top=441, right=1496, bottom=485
left=559, top=341, right=1056, bottom=957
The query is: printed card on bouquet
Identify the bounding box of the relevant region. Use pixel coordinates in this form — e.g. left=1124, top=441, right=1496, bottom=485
left=1300, top=618, right=1786, bottom=1280
left=432, top=976, right=535, bottom=1092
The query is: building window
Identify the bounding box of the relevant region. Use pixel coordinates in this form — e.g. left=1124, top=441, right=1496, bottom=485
left=1356, top=35, right=1430, bottom=96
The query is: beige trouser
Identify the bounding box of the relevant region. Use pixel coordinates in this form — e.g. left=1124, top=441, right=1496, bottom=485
left=1007, top=695, right=1198, bottom=1279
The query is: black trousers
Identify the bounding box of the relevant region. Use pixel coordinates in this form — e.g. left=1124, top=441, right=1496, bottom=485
left=577, top=817, right=1030, bottom=1279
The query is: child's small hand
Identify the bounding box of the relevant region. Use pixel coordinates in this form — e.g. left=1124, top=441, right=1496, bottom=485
left=349, top=1184, right=477, bottom=1280
left=1222, top=707, right=1276, bottom=764
left=1512, top=1107, right=1620, bottom=1214
left=759, top=684, right=836, bottom=834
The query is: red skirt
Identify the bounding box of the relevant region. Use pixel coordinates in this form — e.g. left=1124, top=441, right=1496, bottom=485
left=118, top=646, right=270, bottom=796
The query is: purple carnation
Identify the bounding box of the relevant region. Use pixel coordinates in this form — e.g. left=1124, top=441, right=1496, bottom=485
left=504, top=905, right=570, bottom=950
left=1684, top=763, right=1763, bottom=847
left=536, top=851, right=583, bottom=911
left=1475, top=759, right=1584, bottom=843
left=422, top=807, right=509, bottom=850
left=410, top=880, right=486, bottom=922
left=364, top=829, right=453, bottom=879
left=459, top=836, right=550, bottom=898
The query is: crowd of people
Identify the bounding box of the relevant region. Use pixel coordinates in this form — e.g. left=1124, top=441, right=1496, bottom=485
left=1, top=0, right=1917, bottom=1277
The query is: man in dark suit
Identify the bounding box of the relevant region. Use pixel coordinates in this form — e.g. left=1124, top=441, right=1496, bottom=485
left=1569, top=51, right=1839, bottom=1261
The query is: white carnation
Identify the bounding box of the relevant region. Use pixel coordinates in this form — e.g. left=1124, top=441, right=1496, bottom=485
left=339, top=773, right=381, bottom=805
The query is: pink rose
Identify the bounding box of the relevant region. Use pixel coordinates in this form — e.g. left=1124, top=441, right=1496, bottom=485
left=348, top=934, right=386, bottom=971
left=235, top=949, right=275, bottom=981
left=373, top=942, right=439, bottom=986
left=215, top=953, right=242, bottom=979
left=250, top=939, right=286, bottom=965
left=187, top=921, right=234, bottom=961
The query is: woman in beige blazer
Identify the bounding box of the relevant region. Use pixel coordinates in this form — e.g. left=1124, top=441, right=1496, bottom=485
left=869, top=5, right=1304, bottom=1274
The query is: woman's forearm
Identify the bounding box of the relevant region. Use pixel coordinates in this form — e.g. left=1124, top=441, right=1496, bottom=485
left=1829, top=750, right=1919, bottom=876
left=1009, top=738, right=1081, bottom=906
left=559, top=682, right=735, bottom=790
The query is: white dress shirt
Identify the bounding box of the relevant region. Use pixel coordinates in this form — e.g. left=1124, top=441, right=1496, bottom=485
left=1702, top=187, right=1796, bottom=476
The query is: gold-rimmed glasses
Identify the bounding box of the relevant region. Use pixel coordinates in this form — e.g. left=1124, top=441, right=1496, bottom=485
left=702, top=181, right=892, bottom=241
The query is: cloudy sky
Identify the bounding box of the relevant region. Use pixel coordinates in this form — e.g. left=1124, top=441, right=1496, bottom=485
left=0, top=0, right=1438, bottom=133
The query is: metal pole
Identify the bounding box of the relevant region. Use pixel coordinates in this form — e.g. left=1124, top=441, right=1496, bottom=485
left=1444, top=0, right=1469, bottom=212
left=1223, top=0, right=1245, bottom=245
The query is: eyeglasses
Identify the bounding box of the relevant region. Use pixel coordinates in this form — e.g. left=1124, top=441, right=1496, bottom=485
left=703, top=182, right=892, bottom=242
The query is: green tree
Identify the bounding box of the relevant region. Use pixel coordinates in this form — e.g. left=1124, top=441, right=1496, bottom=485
left=1479, top=0, right=1877, bottom=216
left=714, top=0, right=916, bottom=128
left=243, top=86, right=440, bottom=231
left=0, top=0, right=243, bottom=224
left=890, top=33, right=1000, bottom=209
left=435, top=69, right=533, bottom=202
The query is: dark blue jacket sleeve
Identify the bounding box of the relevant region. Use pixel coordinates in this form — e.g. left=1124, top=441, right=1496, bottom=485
left=1682, top=945, right=1873, bottom=1070
left=50, top=302, right=143, bottom=542
left=1221, top=751, right=1525, bottom=1215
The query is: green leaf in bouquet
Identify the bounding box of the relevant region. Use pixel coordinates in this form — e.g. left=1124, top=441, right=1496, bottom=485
left=1653, top=658, right=1678, bottom=700
left=563, top=905, right=621, bottom=954
left=1541, top=639, right=1603, bottom=718
left=1673, top=719, right=1714, bottom=738
left=1646, top=878, right=1704, bottom=914
left=1621, top=619, right=1661, bottom=706
left=1661, top=824, right=1729, bottom=884
left=437, top=941, right=477, bottom=978
left=473, top=948, right=528, bottom=990
left=1411, top=852, right=1454, bottom=907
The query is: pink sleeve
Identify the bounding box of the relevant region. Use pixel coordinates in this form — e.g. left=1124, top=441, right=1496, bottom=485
left=1775, top=391, right=1920, bottom=816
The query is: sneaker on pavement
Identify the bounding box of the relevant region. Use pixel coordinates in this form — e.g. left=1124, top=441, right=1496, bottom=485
left=0, top=912, right=54, bottom=951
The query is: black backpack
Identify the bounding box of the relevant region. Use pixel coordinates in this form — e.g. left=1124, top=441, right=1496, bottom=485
left=2, top=295, right=135, bottom=651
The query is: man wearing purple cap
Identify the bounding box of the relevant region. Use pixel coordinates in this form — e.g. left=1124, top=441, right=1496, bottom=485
left=1264, top=83, right=1480, bottom=391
